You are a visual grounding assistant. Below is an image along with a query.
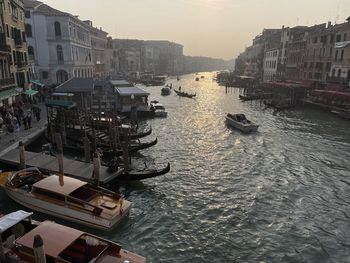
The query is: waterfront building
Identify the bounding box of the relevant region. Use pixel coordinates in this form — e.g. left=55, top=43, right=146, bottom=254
left=328, top=18, right=350, bottom=87
left=0, top=0, right=30, bottom=106
left=83, top=20, right=108, bottom=77
left=146, top=40, right=184, bottom=74
left=23, top=0, right=94, bottom=85
left=263, top=48, right=279, bottom=82
left=302, top=23, right=333, bottom=83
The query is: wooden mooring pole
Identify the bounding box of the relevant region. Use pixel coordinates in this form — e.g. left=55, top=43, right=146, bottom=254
left=19, top=141, right=26, bottom=170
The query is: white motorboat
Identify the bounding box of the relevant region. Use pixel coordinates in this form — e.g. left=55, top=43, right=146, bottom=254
left=0, top=210, right=146, bottom=263
left=0, top=168, right=131, bottom=230
left=161, top=87, right=171, bottom=95
left=150, top=101, right=168, bottom=117
left=225, top=113, right=259, bottom=133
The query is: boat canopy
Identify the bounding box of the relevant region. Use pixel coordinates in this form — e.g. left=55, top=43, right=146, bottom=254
left=16, top=221, right=83, bottom=258
left=33, top=175, right=87, bottom=196
left=0, top=210, right=33, bottom=233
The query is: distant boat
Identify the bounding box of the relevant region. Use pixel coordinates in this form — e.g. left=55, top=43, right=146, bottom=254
left=161, top=87, right=171, bottom=95
left=201, top=76, right=205, bottom=79
left=150, top=101, right=168, bottom=117
left=195, top=77, right=200, bottom=81
left=225, top=113, right=259, bottom=133
left=174, top=89, right=196, bottom=98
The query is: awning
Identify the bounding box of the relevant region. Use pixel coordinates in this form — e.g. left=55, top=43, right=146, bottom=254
left=0, top=88, right=18, bottom=101
left=0, top=210, right=33, bottom=233
left=24, top=88, right=39, bottom=96
left=30, top=79, right=45, bottom=88
left=45, top=99, right=77, bottom=109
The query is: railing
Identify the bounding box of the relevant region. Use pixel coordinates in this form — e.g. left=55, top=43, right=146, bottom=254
left=0, top=77, right=15, bottom=86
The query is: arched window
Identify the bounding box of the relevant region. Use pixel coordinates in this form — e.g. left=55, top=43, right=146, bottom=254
left=25, top=24, right=32, bottom=38
left=28, top=46, right=34, bottom=58
left=337, top=69, right=341, bottom=78
left=56, top=45, right=64, bottom=62
left=332, top=68, right=336, bottom=77
left=54, top=21, right=61, bottom=37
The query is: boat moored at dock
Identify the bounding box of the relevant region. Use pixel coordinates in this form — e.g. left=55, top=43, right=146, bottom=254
left=0, top=210, right=146, bottom=262
left=0, top=168, right=131, bottom=230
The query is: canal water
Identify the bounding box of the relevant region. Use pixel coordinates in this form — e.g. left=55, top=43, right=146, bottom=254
left=1, top=72, right=350, bottom=262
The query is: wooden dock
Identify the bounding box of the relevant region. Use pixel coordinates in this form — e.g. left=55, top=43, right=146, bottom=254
left=0, top=149, right=122, bottom=184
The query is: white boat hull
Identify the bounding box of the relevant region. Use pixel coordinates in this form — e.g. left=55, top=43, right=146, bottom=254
left=226, top=116, right=259, bottom=133
left=5, top=189, right=130, bottom=230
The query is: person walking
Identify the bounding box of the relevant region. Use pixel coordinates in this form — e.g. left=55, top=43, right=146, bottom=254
left=27, top=112, right=32, bottom=129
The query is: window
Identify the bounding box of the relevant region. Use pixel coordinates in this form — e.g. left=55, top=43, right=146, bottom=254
left=42, top=71, right=48, bottom=79
left=329, top=47, right=333, bottom=57
left=330, top=34, right=334, bottom=43
left=344, top=33, right=347, bottom=41
left=22, top=32, right=26, bottom=42
left=332, top=68, right=335, bottom=77
left=28, top=46, right=34, bottom=57
left=54, top=21, right=61, bottom=37
left=337, top=69, right=341, bottom=78
left=6, top=24, right=9, bottom=37
left=56, top=45, right=64, bottom=61
left=25, top=11, right=31, bottom=18
left=340, top=50, right=344, bottom=61
left=336, top=34, right=341, bottom=42
left=335, top=50, right=338, bottom=61
left=309, top=62, right=314, bottom=69
left=313, top=37, right=318, bottom=43
left=25, top=24, right=32, bottom=37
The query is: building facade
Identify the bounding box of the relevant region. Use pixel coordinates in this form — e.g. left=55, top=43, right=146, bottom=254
left=0, top=0, right=30, bottom=106
left=84, top=20, right=108, bottom=77
left=328, top=19, right=350, bottom=87
left=263, top=48, right=279, bottom=81
left=23, top=0, right=93, bottom=85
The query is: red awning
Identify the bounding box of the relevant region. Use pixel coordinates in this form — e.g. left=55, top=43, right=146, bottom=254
left=312, top=90, right=350, bottom=101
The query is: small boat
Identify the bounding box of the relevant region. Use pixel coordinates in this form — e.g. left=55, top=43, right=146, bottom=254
left=0, top=210, right=146, bottom=263
left=174, top=89, right=196, bottom=98
left=201, top=76, right=205, bottom=79
left=195, top=77, right=200, bottom=81
left=116, top=163, right=171, bottom=181
left=150, top=101, right=167, bottom=117
left=0, top=168, right=131, bottom=230
left=331, top=109, right=350, bottom=120
left=225, top=113, right=259, bottom=133
left=161, top=87, right=171, bottom=95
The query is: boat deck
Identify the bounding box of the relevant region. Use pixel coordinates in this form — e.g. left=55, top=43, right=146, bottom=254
left=0, top=149, right=122, bottom=184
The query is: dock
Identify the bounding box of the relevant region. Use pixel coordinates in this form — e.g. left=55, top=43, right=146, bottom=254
left=0, top=148, right=122, bottom=184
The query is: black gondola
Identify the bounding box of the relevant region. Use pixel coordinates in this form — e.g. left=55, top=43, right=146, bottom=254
left=174, top=89, right=196, bottom=98
left=115, top=163, right=170, bottom=181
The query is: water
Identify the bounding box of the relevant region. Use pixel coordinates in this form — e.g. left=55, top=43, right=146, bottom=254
left=2, top=72, right=350, bottom=262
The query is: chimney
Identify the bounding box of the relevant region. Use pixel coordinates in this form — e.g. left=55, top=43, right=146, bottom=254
left=327, top=21, right=332, bottom=28
left=347, top=16, right=350, bottom=23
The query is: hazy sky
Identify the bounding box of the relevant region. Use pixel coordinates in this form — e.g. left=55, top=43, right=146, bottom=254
left=44, top=0, right=349, bottom=60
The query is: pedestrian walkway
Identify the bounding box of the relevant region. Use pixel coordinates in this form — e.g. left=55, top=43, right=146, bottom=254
left=0, top=103, right=47, bottom=154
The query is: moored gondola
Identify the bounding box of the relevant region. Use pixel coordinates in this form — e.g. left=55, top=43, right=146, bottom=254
left=115, top=163, right=171, bottom=181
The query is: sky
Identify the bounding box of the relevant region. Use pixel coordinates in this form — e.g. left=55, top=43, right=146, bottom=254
left=43, top=0, right=350, bottom=60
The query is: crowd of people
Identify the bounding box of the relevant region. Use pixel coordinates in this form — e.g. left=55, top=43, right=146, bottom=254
left=0, top=100, right=42, bottom=142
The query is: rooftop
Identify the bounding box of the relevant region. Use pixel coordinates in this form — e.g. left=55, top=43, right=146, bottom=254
left=55, top=78, right=94, bottom=93
left=110, top=80, right=133, bottom=87
left=33, top=175, right=87, bottom=196
left=16, top=221, right=83, bottom=258
left=116, top=87, right=150, bottom=97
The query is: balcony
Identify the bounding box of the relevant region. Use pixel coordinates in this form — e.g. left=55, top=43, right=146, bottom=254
left=0, top=77, right=15, bottom=86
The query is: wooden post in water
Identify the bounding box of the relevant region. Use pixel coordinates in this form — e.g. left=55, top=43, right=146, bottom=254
left=121, top=126, right=130, bottom=171
left=55, top=133, right=64, bottom=176
left=83, top=136, right=91, bottom=163
left=19, top=141, right=26, bottom=170
left=93, top=151, right=101, bottom=186
left=0, top=235, right=5, bottom=262
left=33, top=235, right=46, bottom=263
